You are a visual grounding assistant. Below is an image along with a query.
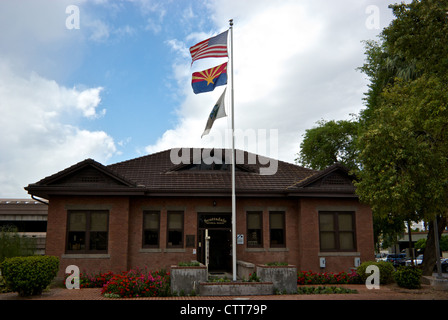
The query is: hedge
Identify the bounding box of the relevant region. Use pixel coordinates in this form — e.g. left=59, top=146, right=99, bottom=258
left=356, top=261, right=395, bottom=285
left=0, top=255, right=59, bottom=296
left=394, top=266, right=422, bottom=289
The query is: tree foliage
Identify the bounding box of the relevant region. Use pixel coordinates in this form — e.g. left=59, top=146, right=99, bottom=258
left=296, top=0, right=448, bottom=269
left=356, top=75, right=448, bottom=221
left=0, top=226, right=36, bottom=263
left=355, top=0, right=448, bottom=275
left=296, top=119, right=359, bottom=171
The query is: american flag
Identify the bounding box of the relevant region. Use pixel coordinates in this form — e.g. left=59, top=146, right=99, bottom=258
left=190, top=30, right=228, bottom=64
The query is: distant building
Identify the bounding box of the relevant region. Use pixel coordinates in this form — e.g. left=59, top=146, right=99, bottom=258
left=25, top=148, right=374, bottom=278
left=392, top=230, right=448, bottom=257
left=0, top=199, right=47, bottom=255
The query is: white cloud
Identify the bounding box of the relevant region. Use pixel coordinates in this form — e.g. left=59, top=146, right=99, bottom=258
left=0, top=63, right=117, bottom=197
left=86, top=19, right=111, bottom=42
left=144, top=0, right=387, bottom=163
left=75, top=87, right=106, bottom=118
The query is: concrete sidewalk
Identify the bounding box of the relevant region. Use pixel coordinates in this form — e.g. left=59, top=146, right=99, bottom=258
left=1, top=283, right=448, bottom=300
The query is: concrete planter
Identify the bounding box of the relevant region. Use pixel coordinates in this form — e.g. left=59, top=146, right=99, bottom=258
left=199, top=281, right=273, bottom=296
left=237, top=260, right=255, bottom=280
left=256, top=264, right=297, bottom=294
left=170, top=263, right=207, bottom=295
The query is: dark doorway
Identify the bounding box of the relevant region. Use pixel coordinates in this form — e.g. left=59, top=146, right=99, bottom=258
left=198, top=213, right=232, bottom=272
left=208, top=229, right=231, bottom=271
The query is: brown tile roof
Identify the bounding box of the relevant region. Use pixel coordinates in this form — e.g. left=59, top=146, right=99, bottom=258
left=106, top=148, right=318, bottom=194
left=26, top=148, right=357, bottom=197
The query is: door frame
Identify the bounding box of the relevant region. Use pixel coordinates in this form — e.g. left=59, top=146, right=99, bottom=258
left=197, top=212, right=232, bottom=272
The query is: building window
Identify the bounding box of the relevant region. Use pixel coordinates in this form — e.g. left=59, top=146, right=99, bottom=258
left=319, top=211, right=356, bottom=251
left=247, top=211, right=262, bottom=247
left=269, top=211, right=285, bottom=247
left=167, top=211, right=183, bottom=248
left=66, top=210, right=108, bottom=253
left=143, top=211, right=160, bottom=248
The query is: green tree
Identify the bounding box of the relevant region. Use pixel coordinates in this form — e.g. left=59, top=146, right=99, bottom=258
left=0, top=225, right=36, bottom=263
left=296, top=119, right=359, bottom=171
left=296, top=117, right=407, bottom=251
left=356, top=0, right=448, bottom=275
left=415, top=235, right=448, bottom=253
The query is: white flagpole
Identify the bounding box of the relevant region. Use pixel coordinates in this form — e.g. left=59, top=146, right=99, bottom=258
left=229, top=18, right=237, bottom=282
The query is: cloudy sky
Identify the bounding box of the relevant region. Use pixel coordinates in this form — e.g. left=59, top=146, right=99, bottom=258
left=0, top=0, right=399, bottom=198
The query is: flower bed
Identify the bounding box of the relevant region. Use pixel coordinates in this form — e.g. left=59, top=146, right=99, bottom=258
left=297, top=270, right=361, bottom=285
left=70, top=268, right=171, bottom=298
left=78, top=270, right=115, bottom=288
left=101, top=269, right=170, bottom=298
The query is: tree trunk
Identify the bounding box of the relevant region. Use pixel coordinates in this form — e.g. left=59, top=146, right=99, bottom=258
left=421, top=215, right=447, bottom=276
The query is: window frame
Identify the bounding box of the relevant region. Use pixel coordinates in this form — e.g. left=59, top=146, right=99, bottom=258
left=142, top=210, right=160, bottom=248
left=167, top=211, right=184, bottom=248
left=318, top=211, right=356, bottom=252
left=269, top=211, right=286, bottom=248
left=66, top=210, right=109, bottom=254
left=246, top=211, right=263, bottom=248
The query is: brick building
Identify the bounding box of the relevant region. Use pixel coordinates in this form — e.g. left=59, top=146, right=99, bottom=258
left=25, top=148, right=374, bottom=278
left=0, top=199, right=47, bottom=255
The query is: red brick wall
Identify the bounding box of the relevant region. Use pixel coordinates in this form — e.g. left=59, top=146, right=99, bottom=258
left=127, top=197, right=202, bottom=271
left=47, top=195, right=374, bottom=278
left=47, top=195, right=130, bottom=278
left=298, top=197, right=374, bottom=272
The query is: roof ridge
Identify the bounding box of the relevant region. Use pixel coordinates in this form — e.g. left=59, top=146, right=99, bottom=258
left=107, top=147, right=314, bottom=171
left=107, top=149, right=172, bottom=168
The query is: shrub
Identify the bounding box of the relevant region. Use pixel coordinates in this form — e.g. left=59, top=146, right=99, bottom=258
left=0, top=255, right=59, bottom=296
left=297, top=270, right=361, bottom=285
left=101, top=268, right=170, bottom=298
left=178, top=261, right=200, bottom=267
left=265, top=262, right=288, bottom=266
left=0, top=274, right=10, bottom=293
left=394, top=266, right=422, bottom=289
left=296, top=286, right=358, bottom=295
left=248, top=272, right=261, bottom=282
left=70, top=270, right=115, bottom=288
left=356, top=261, right=395, bottom=284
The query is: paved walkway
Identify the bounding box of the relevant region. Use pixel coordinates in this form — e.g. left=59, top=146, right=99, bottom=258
left=1, top=283, right=448, bottom=300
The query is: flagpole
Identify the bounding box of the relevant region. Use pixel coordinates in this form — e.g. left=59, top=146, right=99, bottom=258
left=229, top=18, right=237, bottom=282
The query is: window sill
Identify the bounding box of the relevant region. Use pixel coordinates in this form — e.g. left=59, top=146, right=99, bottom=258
left=164, top=248, right=185, bottom=253
left=140, top=248, right=162, bottom=253
left=62, top=254, right=110, bottom=259
left=318, top=252, right=360, bottom=257
left=268, top=247, right=289, bottom=252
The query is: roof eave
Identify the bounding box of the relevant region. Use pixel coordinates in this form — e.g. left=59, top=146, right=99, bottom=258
left=25, top=186, right=146, bottom=199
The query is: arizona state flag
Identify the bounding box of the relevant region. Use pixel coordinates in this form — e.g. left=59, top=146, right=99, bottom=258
left=192, top=62, right=227, bottom=94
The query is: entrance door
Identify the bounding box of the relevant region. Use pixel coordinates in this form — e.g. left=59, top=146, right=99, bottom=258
left=198, top=213, right=232, bottom=272
left=208, top=229, right=231, bottom=271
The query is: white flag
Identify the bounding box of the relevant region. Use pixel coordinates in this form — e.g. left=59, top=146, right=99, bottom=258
left=201, top=88, right=227, bottom=138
